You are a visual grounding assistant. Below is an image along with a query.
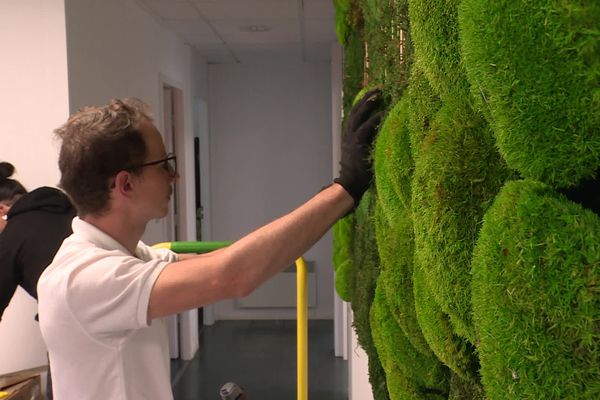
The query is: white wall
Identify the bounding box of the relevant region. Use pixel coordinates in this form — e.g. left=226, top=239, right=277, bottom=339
left=349, top=311, right=374, bottom=400
left=208, top=61, right=334, bottom=320
left=0, top=0, right=69, bottom=374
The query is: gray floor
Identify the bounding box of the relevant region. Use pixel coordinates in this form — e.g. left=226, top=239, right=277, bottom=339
left=171, top=320, right=348, bottom=400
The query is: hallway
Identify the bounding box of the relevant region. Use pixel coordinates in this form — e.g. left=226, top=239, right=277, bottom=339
left=171, top=320, right=348, bottom=400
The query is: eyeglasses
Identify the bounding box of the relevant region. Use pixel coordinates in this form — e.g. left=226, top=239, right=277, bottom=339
left=135, top=153, right=177, bottom=177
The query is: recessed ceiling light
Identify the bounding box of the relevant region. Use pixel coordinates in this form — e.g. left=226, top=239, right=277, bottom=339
left=240, top=25, right=271, bottom=33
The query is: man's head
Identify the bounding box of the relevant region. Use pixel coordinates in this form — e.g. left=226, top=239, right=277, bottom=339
left=55, top=98, right=171, bottom=217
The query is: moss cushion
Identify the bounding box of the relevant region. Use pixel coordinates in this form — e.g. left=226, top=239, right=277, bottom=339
left=351, top=189, right=390, bottom=399
left=459, top=0, right=600, bottom=188
left=472, top=179, right=600, bottom=398
left=413, top=260, right=479, bottom=381
left=371, top=280, right=450, bottom=399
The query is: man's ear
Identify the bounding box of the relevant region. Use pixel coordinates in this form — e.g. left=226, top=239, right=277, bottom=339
left=113, top=170, right=135, bottom=198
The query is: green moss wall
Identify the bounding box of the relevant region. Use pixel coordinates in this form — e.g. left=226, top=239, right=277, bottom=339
left=333, top=0, right=600, bottom=399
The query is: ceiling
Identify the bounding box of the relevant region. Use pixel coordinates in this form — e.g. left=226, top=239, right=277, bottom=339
left=135, top=0, right=337, bottom=64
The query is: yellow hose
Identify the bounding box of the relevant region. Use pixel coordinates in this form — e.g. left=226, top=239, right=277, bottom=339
left=295, top=257, right=308, bottom=400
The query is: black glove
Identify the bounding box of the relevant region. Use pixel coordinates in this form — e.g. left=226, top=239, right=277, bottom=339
left=334, top=89, right=384, bottom=206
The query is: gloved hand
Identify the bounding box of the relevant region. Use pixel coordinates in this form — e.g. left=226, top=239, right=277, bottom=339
left=334, top=88, right=384, bottom=206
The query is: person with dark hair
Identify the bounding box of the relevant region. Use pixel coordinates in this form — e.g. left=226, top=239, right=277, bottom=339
left=0, top=162, right=76, bottom=400
left=38, top=90, right=383, bottom=400
left=0, top=162, right=27, bottom=233
left=0, top=161, right=76, bottom=319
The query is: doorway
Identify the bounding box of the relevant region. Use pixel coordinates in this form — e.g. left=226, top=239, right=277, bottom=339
left=162, top=83, right=186, bottom=359
left=162, top=84, right=182, bottom=242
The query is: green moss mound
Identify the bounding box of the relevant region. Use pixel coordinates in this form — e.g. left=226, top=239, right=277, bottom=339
left=371, top=281, right=449, bottom=399
left=373, top=98, right=432, bottom=355
left=407, top=69, right=481, bottom=377
left=333, top=0, right=352, bottom=46
left=411, top=94, right=507, bottom=341
left=374, top=98, right=413, bottom=212
left=332, top=214, right=355, bottom=301
left=409, top=0, right=510, bottom=341
left=413, top=260, right=479, bottom=381
left=375, top=202, right=431, bottom=357
left=351, top=189, right=390, bottom=399
left=406, top=69, right=442, bottom=160
left=408, top=0, right=467, bottom=98
left=459, top=0, right=600, bottom=188
left=472, top=179, right=600, bottom=399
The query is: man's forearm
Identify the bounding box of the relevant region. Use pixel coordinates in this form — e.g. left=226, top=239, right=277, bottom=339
left=148, top=183, right=353, bottom=319
left=223, top=183, right=354, bottom=295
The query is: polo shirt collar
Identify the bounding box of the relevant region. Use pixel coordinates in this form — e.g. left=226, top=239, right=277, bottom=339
left=72, top=217, right=133, bottom=256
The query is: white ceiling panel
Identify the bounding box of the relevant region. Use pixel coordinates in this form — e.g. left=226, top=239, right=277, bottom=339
left=163, top=20, right=218, bottom=44
left=230, top=42, right=303, bottom=63
left=136, top=0, right=334, bottom=63
left=191, top=0, right=297, bottom=20
left=212, top=19, right=299, bottom=43
left=142, top=0, right=202, bottom=20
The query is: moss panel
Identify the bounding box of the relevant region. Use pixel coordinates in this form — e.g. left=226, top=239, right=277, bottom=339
left=374, top=97, right=413, bottom=213
left=406, top=69, right=442, bottom=161
left=361, top=0, right=413, bottom=102
left=342, top=10, right=366, bottom=116
left=371, top=280, right=450, bottom=399
left=408, top=0, right=468, bottom=98
left=373, top=98, right=432, bottom=355
left=413, top=259, right=479, bottom=382
left=375, top=200, right=433, bottom=357
left=332, top=214, right=355, bottom=301
left=472, top=179, right=600, bottom=399
left=448, top=372, right=485, bottom=400
left=411, top=94, right=508, bottom=341
left=459, top=0, right=600, bottom=188
left=351, top=189, right=390, bottom=400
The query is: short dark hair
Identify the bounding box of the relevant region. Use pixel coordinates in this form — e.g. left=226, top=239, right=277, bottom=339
left=0, top=162, right=27, bottom=205
left=54, top=98, right=153, bottom=216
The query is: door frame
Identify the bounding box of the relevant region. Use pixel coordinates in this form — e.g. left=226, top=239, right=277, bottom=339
left=158, top=74, right=200, bottom=360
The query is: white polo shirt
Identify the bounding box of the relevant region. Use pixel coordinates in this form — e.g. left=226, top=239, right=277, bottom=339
left=38, top=217, right=178, bottom=400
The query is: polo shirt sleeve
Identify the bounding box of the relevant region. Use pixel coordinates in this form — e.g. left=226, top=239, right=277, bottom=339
left=135, top=242, right=179, bottom=264
left=66, top=251, right=170, bottom=335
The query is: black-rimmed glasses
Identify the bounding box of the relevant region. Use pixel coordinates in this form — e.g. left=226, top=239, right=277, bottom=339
left=136, top=153, right=177, bottom=177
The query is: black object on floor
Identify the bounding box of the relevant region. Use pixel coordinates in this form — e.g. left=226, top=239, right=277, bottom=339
left=171, top=320, right=348, bottom=400
left=219, top=381, right=246, bottom=400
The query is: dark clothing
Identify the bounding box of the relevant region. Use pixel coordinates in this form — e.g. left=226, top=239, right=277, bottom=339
left=0, top=187, right=75, bottom=320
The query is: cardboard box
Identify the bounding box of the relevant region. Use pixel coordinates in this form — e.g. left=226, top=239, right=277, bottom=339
left=0, top=366, right=45, bottom=400
left=0, top=376, right=42, bottom=400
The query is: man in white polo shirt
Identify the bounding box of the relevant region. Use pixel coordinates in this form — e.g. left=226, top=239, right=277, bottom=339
left=38, top=91, right=382, bottom=399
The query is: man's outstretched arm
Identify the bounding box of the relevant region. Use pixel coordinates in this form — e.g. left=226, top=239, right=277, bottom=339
left=148, top=182, right=353, bottom=319
left=148, top=89, right=383, bottom=320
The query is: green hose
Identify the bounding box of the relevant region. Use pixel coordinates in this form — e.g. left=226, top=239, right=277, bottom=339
left=153, top=241, right=232, bottom=254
